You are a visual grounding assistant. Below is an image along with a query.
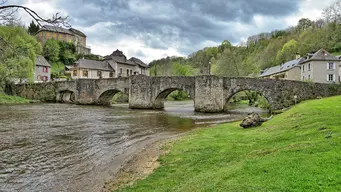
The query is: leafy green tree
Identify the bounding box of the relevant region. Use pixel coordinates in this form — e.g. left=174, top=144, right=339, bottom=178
left=276, top=39, right=298, bottom=64
left=43, top=39, right=60, bottom=63
left=27, top=20, right=40, bottom=35
left=0, top=26, right=42, bottom=88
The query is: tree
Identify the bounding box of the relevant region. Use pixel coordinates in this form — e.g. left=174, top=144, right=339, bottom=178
left=27, top=20, right=40, bottom=35
left=0, top=26, right=42, bottom=88
left=43, top=39, right=60, bottom=63
left=276, top=39, right=298, bottom=64
left=297, top=18, right=313, bottom=32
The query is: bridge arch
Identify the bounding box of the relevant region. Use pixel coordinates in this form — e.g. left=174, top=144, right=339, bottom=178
left=153, top=88, right=194, bottom=109
left=97, top=88, right=127, bottom=105
left=57, top=90, right=75, bottom=103
left=224, top=88, right=272, bottom=111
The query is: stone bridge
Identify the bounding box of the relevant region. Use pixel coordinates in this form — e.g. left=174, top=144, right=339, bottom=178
left=12, top=75, right=341, bottom=112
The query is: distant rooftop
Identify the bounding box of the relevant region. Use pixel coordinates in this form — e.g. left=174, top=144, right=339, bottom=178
left=36, top=55, right=50, bottom=67
left=38, top=25, right=86, bottom=37
left=260, top=57, right=304, bottom=77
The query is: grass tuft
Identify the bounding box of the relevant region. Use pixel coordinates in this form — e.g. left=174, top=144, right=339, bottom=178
left=0, top=93, right=30, bottom=104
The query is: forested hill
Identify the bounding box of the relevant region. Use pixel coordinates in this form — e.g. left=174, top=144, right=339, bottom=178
left=149, top=1, right=341, bottom=77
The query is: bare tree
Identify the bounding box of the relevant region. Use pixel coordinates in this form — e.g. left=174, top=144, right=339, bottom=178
left=0, top=0, right=70, bottom=27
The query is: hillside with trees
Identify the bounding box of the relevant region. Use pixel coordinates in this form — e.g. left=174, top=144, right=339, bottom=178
left=150, top=1, right=341, bottom=78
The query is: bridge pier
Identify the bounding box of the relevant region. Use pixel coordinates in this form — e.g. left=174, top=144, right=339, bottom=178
left=194, top=76, right=224, bottom=113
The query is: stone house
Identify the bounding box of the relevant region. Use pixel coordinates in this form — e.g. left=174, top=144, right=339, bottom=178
left=36, top=25, right=91, bottom=55
left=71, top=49, right=149, bottom=79
left=34, top=55, right=51, bottom=82
left=300, top=49, right=341, bottom=84
left=260, top=57, right=305, bottom=81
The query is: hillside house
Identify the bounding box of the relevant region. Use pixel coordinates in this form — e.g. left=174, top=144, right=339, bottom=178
left=71, top=49, right=149, bottom=79
left=36, top=25, right=91, bottom=55
left=34, top=55, right=51, bottom=82
left=300, top=49, right=341, bottom=83
left=260, top=57, right=305, bottom=81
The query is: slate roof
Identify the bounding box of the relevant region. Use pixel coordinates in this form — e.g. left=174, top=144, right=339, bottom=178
left=69, top=28, right=86, bottom=37
left=260, top=57, right=304, bottom=77
left=104, top=49, right=136, bottom=66
left=300, top=48, right=340, bottom=64
left=38, top=25, right=87, bottom=37
left=36, top=55, right=51, bottom=67
left=129, top=57, right=148, bottom=68
left=39, top=25, right=73, bottom=35
left=74, top=59, right=115, bottom=71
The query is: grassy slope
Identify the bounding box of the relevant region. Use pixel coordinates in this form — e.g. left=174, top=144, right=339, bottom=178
left=118, top=96, right=341, bottom=192
left=0, top=93, right=30, bottom=104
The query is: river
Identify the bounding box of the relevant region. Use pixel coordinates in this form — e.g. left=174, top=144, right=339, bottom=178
left=0, top=101, right=267, bottom=192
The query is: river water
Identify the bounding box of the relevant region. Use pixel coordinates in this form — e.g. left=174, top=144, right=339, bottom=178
left=0, top=101, right=266, bottom=192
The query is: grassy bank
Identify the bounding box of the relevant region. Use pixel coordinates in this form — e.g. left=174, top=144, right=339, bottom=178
left=0, top=93, right=30, bottom=104
left=117, top=96, right=341, bottom=192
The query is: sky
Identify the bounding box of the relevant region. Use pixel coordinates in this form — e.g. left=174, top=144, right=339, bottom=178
left=8, top=0, right=336, bottom=63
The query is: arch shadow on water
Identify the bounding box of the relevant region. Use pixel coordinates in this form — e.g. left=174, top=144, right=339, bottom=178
left=154, top=88, right=194, bottom=111
left=58, top=90, right=75, bottom=103
left=97, top=89, right=128, bottom=106
left=225, top=89, right=271, bottom=114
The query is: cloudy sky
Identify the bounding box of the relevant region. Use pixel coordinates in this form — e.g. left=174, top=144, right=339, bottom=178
left=9, top=0, right=336, bottom=63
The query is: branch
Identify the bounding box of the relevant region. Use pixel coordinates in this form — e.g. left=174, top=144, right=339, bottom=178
left=0, top=4, right=70, bottom=27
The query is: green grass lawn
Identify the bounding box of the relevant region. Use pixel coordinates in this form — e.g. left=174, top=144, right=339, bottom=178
left=117, top=96, right=341, bottom=192
left=0, top=93, right=30, bottom=104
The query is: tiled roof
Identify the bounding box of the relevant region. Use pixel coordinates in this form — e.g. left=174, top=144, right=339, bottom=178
left=104, top=49, right=136, bottom=66
left=36, top=55, right=50, bottom=67
left=260, top=57, right=304, bottom=77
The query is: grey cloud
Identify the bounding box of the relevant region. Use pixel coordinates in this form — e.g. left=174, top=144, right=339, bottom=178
left=56, top=0, right=300, bottom=55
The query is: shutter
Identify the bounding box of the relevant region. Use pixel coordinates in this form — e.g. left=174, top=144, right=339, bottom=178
left=327, top=74, right=329, bottom=81
left=334, top=74, right=336, bottom=81
left=327, top=63, right=329, bottom=69
left=334, top=62, right=336, bottom=70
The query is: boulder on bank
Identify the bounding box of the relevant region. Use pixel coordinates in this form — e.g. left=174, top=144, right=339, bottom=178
left=240, top=112, right=272, bottom=128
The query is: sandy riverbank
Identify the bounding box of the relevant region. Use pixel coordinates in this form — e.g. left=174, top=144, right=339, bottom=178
left=102, top=133, right=184, bottom=192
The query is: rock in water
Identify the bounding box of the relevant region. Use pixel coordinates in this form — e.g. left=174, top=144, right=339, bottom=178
left=240, top=112, right=269, bottom=128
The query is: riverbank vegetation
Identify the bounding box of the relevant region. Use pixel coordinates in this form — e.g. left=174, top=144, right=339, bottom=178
left=0, top=92, right=30, bottom=104
left=117, top=95, right=341, bottom=191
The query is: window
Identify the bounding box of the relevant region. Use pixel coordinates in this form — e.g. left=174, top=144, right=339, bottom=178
left=130, top=69, right=132, bottom=75
left=328, top=62, right=335, bottom=70
left=302, top=76, right=305, bottom=81
left=127, top=69, right=129, bottom=76
left=73, top=70, right=77, bottom=76
left=120, top=68, right=122, bottom=74
left=308, top=63, right=311, bottom=71
left=109, top=72, right=114, bottom=77
left=302, top=65, right=305, bottom=72
left=42, top=67, right=48, bottom=73
left=327, top=74, right=335, bottom=82
left=97, top=71, right=102, bottom=78
left=308, top=75, right=310, bottom=79
left=82, top=70, right=88, bottom=77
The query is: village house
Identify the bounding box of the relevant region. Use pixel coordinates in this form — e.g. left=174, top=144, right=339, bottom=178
left=34, top=55, right=51, bottom=82
left=300, top=49, right=341, bottom=84
left=36, top=25, right=91, bottom=55
left=71, top=49, right=149, bottom=79
left=260, top=56, right=305, bottom=81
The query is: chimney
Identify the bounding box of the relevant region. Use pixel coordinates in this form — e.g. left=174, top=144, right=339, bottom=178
left=295, top=53, right=301, bottom=59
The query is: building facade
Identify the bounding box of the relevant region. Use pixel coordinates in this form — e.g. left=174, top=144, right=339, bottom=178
left=34, top=55, right=51, bottom=82
left=300, top=49, right=341, bottom=84
left=36, top=25, right=91, bottom=55
left=71, top=50, right=149, bottom=79
left=260, top=57, right=304, bottom=81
